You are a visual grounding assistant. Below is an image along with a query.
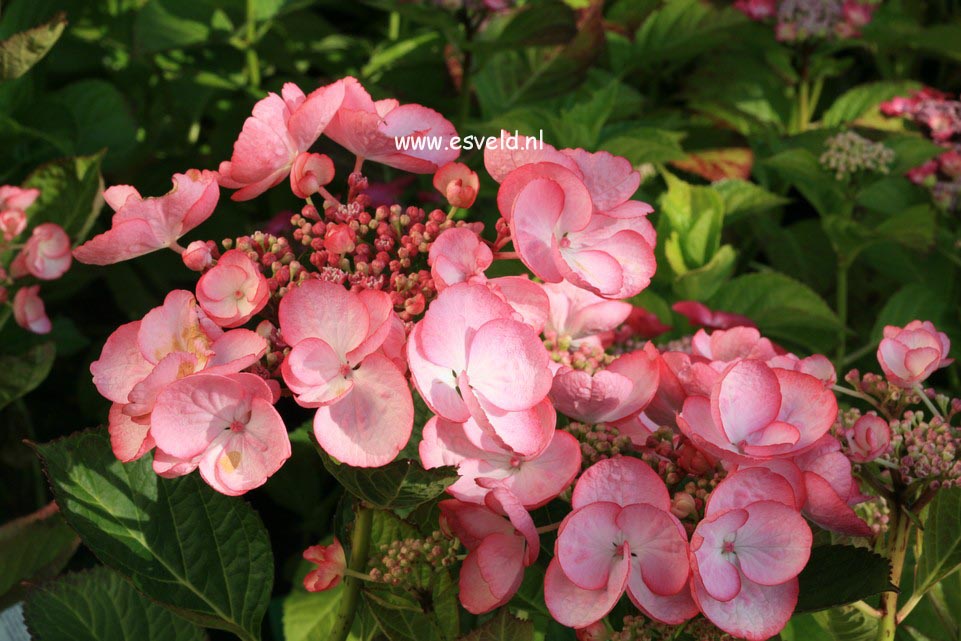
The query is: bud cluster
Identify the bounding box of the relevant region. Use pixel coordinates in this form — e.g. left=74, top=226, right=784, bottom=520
left=888, top=410, right=961, bottom=490
left=819, top=131, right=895, bottom=181
left=606, top=615, right=734, bottom=641
left=367, top=530, right=459, bottom=587
left=562, top=422, right=633, bottom=467
left=544, top=332, right=616, bottom=374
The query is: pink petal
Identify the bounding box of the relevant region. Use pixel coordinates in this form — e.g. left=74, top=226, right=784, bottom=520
left=484, top=133, right=575, bottom=183
left=205, top=329, right=268, bottom=373
left=713, top=360, right=781, bottom=445
left=286, top=80, right=345, bottom=151
left=572, top=456, right=670, bottom=511
left=90, top=321, right=152, bottom=404
left=486, top=276, right=550, bottom=334
left=505, top=178, right=568, bottom=284
left=692, top=573, right=798, bottom=641
left=705, top=467, right=798, bottom=517
left=691, top=509, right=748, bottom=602
left=556, top=502, right=622, bottom=590
left=626, top=574, right=698, bottom=625
left=544, top=552, right=629, bottom=629
left=439, top=499, right=514, bottom=547
left=500, top=430, right=581, bottom=508
left=677, top=395, right=740, bottom=462
left=773, top=368, right=837, bottom=451
left=734, top=501, right=811, bottom=586
left=466, top=318, right=551, bottom=412
left=407, top=323, right=470, bottom=422
left=462, top=388, right=556, bottom=458
left=108, top=404, right=154, bottom=462
left=419, top=416, right=489, bottom=470
left=282, top=337, right=353, bottom=407
left=561, top=149, right=641, bottom=211
left=617, top=504, right=690, bottom=596
left=560, top=246, right=624, bottom=298
left=279, top=280, right=369, bottom=356
left=550, top=349, right=659, bottom=424
left=103, top=185, right=141, bottom=211
left=802, top=472, right=873, bottom=537
left=150, top=374, right=249, bottom=459
left=459, top=533, right=526, bottom=614
left=312, top=353, right=413, bottom=467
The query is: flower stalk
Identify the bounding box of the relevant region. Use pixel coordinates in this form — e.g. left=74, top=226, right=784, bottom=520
left=330, top=505, right=374, bottom=641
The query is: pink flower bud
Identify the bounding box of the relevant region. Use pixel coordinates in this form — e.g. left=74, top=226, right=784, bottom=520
left=432, top=162, right=479, bottom=209
left=324, top=223, right=356, bottom=255
left=13, top=285, right=51, bottom=334
left=846, top=414, right=891, bottom=463
left=670, top=492, right=697, bottom=519
left=0, top=209, right=26, bottom=241
left=907, top=159, right=938, bottom=186
left=0, top=186, right=39, bottom=213
left=12, top=223, right=72, bottom=280
left=196, top=249, right=270, bottom=328
left=877, top=320, right=953, bottom=388
left=842, top=1, right=875, bottom=28
left=939, top=149, right=961, bottom=178
left=290, top=152, right=335, bottom=199
left=575, top=621, right=609, bottom=641
left=733, top=0, right=776, bottom=20
left=182, top=240, right=216, bottom=271
left=303, top=539, right=347, bottom=592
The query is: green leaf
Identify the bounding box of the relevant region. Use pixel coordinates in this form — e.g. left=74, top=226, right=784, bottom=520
left=796, top=545, right=894, bottom=612
left=0, top=502, right=78, bottom=608
left=671, top=244, right=737, bottom=301
left=821, top=81, right=921, bottom=127
left=631, top=0, right=743, bottom=71
left=364, top=570, right=458, bottom=641
left=812, top=606, right=878, bottom=641
left=713, top=178, right=790, bottom=223
left=319, top=452, right=457, bottom=517
left=0, top=13, right=66, bottom=80
left=601, top=127, right=686, bottom=165
left=133, top=0, right=211, bottom=55
left=658, top=172, right=725, bottom=269
left=0, top=343, right=55, bottom=412
left=781, top=614, right=833, bottom=641
left=23, top=566, right=205, bottom=641
left=885, top=136, right=945, bottom=175
left=915, top=488, right=961, bottom=597
left=764, top=148, right=847, bottom=217
left=58, top=80, right=138, bottom=161
left=34, top=429, right=273, bottom=641
left=871, top=284, right=948, bottom=343
left=708, top=271, right=842, bottom=353
left=21, top=152, right=105, bottom=243
left=482, top=0, right=577, bottom=51
left=459, top=608, right=534, bottom=641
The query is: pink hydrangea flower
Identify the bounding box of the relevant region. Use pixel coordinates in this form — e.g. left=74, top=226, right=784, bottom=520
left=0, top=210, right=27, bottom=241
left=196, top=249, right=270, bottom=328
left=543, top=280, right=633, bottom=348
left=279, top=280, right=413, bottom=467
left=732, top=0, right=777, bottom=20
left=690, top=326, right=779, bottom=363
left=150, top=372, right=290, bottom=495
left=218, top=82, right=344, bottom=201
left=550, top=346, right=660, bottom=424
left=428, top=227, right=493, bottom=291
left=90, top=290, right=267, bottom=463
left=408, top=283, right=555, bottom=457
left=677, top=359, right=837, bottom=463
left=420, top=415, right=580, bottom=508
left=303, top=539, right=347, bottom=592
left=182, top=240, right=216, bottom=271
left=290, top=152, right=335, bottom=200
left=0, top=185, right=39, bottom=214
left=846, top=413, right=891, bottom=463
left=74, top=170, right=220, bottom=265
left=545, top=457, right=696, bottom=629
left=672, top=301, right=755, bottom=330
left=440, top=489, right=538, bottom=614
left=324, top=77, right=458, bottom=173
left=10, top=223, right=72, bottom=280
left=433, top=162, right=479, bottom=209
left=496, top=157, right=656, bottom=300
left=690, top=469, right=812, bottom=641
left=877, top=320, right=953, bottom=388
left=13, top=285, right=51, bottom=334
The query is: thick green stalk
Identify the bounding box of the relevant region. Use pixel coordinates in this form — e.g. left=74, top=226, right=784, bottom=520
left=835, top=258, right=849, bottom=366
left=877, top=506, right=912, bottom=641
left=330, top=505, right=373, bottom=641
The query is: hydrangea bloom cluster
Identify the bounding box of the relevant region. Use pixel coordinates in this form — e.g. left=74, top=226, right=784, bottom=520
left=733, top=0, right=879, bottom=41
left=819, top=131, right=895, bottom=181
left=80, top=74, right=959, bottom=641
left=0, top=186, right=74, bottom=334
left=881, top=88, right=961, bottom=211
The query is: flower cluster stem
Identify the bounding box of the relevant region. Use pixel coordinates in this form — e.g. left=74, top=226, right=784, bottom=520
left=877, top=504, right=912, bottom=641
left=330, top=505, right=373, bottom=641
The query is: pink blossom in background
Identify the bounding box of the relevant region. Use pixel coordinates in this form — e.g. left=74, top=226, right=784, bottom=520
left=303, top=539, right=347, bottom=592
left=150, top=372, right=290, bottom=495
left=690, top=326, right=779, bottom=364
left=324, top=77, right=459, bottom=173
left=408, top=283, right=555, bottom=457
left=733, top=0, right=776, bottom=20
left=279, top=280, right=413, bottom=467
left=73, top=170, right=220, bottom=265
left=0, top=210, right=26, bottom=241
left=672, top=300, right=755, bottom=330
left=877, top=320, right=953, bottom=387
left=545, top=457, right=695, bottom=629
left=440, top=489, right=538, bottom=614
left=691, top=469, right=812, bottom=640
left=677, top=359, right=837, bottom=463
left=218, top=82, right=344, bottom=201
left=543, top=280, right=633, bottom=348
left=196, top=249, right=270, bottom=328
left=290, top=152, right=335, bottom=200
left=420, top=415, right=580, bottom=508
left=0, top=185, right=39, bottom=215
left=90, top=290, right=267, bottom=463
left=433, top=162, right=479, bottom=209
left=623, top=306, right=672, bottom=339
left=11, top=223, right=72, bottom=280
left=13, top=285, right=51, bottom=334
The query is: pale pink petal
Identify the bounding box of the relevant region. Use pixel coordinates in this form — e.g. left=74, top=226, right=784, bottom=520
left=312, top=353, right=413, bottom=467
left=617, top=504, right=690, bottom=596
left=705, top=468, right=798, bottom=517
left=572, top=456, right=670, bottom=511
left=205, top=329, right=268, bottom=373
left=544, top=552, right=629, bottom=629
left=282, top=337, right=353, bottom=407
left=278, top=280, right=369, bottom=356
left=626, top=575, right=698, bottom=625
left=556, top=502, right=622, bottom=590
left=407, top=323, right=470, bottom=422
left=151, top=374, right=249, bottom=459
left=459, top=533, right=526, bottom=614
left=103, top=185, right=141, bottom=210
left=773, top=368, right=837, bottom=451
left=486, top=276, right=550, bottom=333
left=466, top=318, right=551, bottom=412
left=90, top=321, right=153, bottom=404
left=439, top=499, right=514, bottom=547
left=734, top=501, right=811, bottom=586
left=714, top=360, right=781, bottom=445
left=802, top=473, right=873, bottom=537
left=500, top=430, right=581, bottom=508
left=484, top=133, right=575, bottom=183
left=691, top=509, right=748, bottom=602
left=692, top=573, right=798, bottom=641
left=108, top=404, right=154, bottom=462
left=561, top=149, right=642, bottom=211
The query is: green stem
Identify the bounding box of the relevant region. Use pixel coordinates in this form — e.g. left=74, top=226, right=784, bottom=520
left=798, top=79, right=811, bottom=133
left=913, top=383, right=944, bottom=421
left=835, top=258, right=849, bottom=367
left=877, top=505, right=912, bottom=641
left=245, top=0, right=261, bottom=89
left=388, top=11, right=400, bottom=40
left=330, top=505, right=373, bottom=641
